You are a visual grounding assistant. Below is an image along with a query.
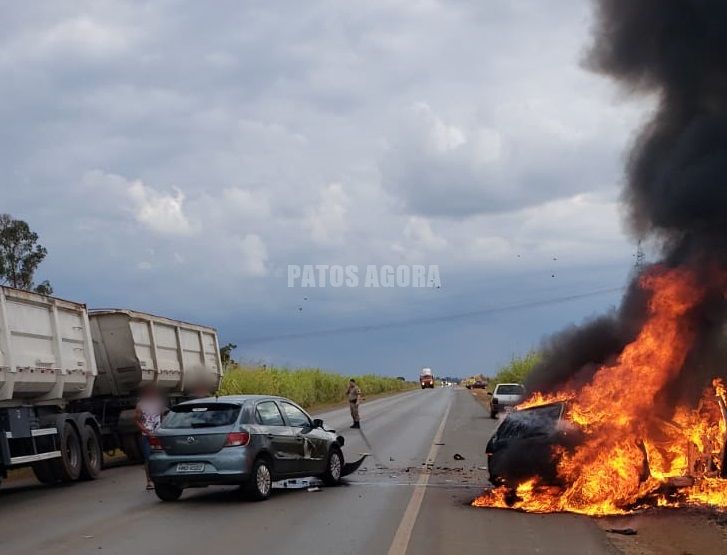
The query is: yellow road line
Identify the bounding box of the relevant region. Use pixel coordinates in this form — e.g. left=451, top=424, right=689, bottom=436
left=387, top=392, right=453, bottom=555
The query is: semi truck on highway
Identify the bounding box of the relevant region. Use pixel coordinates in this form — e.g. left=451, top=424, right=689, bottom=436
left=420, top=368, right=434, bottom=389
left=0, top=285, right=222, bottom=487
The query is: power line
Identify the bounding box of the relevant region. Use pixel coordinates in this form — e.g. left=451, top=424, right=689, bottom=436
left=239, top=285, right=624, bottom=345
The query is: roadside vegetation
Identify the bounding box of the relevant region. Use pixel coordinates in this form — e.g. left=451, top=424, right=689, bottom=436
left=218, top=364, right=416, bottom=409
left=489, top=351, right=540, bottom=390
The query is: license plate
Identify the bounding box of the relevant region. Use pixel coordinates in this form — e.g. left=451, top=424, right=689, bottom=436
left=176, top=463, right=205, bottom=473
left=504, top=406, right=514, bottom=413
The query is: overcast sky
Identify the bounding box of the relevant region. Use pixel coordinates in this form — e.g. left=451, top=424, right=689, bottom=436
left=0, top=1, right=651, bottom=379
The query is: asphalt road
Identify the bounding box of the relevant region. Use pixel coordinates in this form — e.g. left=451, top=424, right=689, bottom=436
left=0, top=388, right=618, bottom=555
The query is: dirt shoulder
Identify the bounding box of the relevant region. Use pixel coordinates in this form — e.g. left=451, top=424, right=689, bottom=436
left=598, top=510, right=727, bottom=555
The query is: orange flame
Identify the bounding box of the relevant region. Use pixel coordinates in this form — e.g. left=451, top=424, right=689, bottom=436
left=474, top=266, right=727, bottom=515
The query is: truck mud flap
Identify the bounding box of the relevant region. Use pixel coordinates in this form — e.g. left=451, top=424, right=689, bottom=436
left=341, top=455, right=367, bottom=477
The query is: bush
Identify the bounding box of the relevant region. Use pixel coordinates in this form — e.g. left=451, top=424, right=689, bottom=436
left=218, top=364, right=415, bottom=409
left=490, top=352, right=540, bottom=390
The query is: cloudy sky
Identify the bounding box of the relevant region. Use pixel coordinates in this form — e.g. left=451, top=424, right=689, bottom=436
left=0, top=0, right=651, bottom=378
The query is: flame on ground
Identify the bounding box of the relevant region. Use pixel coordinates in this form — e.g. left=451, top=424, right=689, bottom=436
left=473, top=266, right=727, bottom=516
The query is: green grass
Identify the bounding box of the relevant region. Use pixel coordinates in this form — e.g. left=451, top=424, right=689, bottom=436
left=490, top=351, right=540, bottom=391
left=218, top=364, right=415, bottom=409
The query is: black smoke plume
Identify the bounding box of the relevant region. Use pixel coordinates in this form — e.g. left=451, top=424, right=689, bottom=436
left=525, top=0, right=727, bottom=396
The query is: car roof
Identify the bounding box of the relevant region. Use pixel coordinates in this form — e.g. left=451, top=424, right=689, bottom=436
left=177, top=394, right=293, bottom=406
left=495, top=383, right=524, bottom=387
left=515, top=401, right=565, bottom=413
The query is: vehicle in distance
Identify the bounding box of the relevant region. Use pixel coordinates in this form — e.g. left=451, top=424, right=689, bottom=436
left=149, top=395, right=346, bottom=501
left=470, top=380, right=487, bottom=389
left=420, top=368, right=434, bottom=389
left=488, top=383, right=525, bottom=418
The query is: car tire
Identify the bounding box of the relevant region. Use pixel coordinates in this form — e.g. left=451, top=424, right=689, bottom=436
left=490, top=409, right=497, bottom=419
left=245, top=458, right=272, bottom=501
left=154, top=482, right=183, bottom=502
left=79, top=424, right=103, bottom=480
left=321, top=448, right=343, bottom=486
left=51, top=422, right=83, bottom=482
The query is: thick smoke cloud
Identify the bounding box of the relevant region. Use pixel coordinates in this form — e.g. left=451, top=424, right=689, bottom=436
left=590, top=0, right=727, bottom=246
left=526, top=0, right=727, bottom=396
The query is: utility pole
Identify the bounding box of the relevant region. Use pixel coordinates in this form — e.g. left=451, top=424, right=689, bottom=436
left=634, top=240, right=645, bottom=270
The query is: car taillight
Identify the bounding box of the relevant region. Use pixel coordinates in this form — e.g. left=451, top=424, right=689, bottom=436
left=224, top=431, right=250, bottom=447
left=148, top=435, right=164, bottom=451
left=492, top=397, right=498, bottom=404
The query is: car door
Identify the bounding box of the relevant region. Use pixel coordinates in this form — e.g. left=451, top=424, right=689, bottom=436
left=279, top=401, right=328, bottom=474
left=254, top=400, right=298, bottom=475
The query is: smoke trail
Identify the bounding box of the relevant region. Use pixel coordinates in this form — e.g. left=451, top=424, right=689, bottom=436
left=526, top=0, right=727, bottom=394
left=590, top=0, right=727, bottom=251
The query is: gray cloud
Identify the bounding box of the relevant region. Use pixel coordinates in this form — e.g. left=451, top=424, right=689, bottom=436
left=0, top=0, right=643, bottom=373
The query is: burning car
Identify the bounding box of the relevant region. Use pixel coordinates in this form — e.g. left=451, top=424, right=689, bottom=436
left=480, top=375, right=727, bottom=513
left=486, top=402, right=580, bottom=487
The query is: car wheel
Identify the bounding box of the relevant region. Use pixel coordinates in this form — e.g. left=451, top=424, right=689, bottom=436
left=321, top=448, right=343, bottom=486
left=245, top=458, right=272, bottom=500
left=51, top=422, right=83, bottom=482
left=79, top=424, right=103, bottom=480
left=154, top=482, right=183, bottom=502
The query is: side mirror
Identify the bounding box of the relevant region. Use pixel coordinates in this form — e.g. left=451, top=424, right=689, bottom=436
left=487, top=391, right=493, bottom=395
left=313, top=418, right=324, bottom=428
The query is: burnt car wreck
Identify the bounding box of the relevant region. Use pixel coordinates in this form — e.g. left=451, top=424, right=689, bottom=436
left=485, top=385, right=727, bottom=510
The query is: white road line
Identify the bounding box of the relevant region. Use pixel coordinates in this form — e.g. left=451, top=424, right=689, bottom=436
left=387, top=392, right=453, bottom=555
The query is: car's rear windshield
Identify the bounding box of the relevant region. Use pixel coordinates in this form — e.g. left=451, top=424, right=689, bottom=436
left=496, top=403, right=564, bottom=439
left=162, top=403, right=241, bottom=429
left=496, top=384, right=525, bottom=395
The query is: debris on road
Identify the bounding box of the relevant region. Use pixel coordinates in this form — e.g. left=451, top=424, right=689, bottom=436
left=307, top=487, right=322, bottom=492
left=342, top=455, right=368, bottom=477
left=275, top=478, right=315, bottom=489
left=453, top=453, right=465, bottom=461
left=605, top=528, right=637, bottom=536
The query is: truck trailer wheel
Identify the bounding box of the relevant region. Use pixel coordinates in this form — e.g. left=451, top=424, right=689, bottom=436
left=80, top=424, right=103, bottom=480
left=121, top=433, right=144, bottom=463
left=32, top=460, right=59, bottom=484
left=51, top=422, right=83, bottom=482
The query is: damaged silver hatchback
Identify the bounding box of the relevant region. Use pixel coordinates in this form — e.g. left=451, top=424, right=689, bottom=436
left=148, top=395, right=355, bottom=501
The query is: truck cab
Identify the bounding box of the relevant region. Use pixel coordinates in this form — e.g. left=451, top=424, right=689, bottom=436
left=420, top=368, right=434, bottom=389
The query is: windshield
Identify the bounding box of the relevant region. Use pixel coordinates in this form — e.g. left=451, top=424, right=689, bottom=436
left=162, top=403, right=241, bottom=429
left=495, top=384, right=525, bottom=395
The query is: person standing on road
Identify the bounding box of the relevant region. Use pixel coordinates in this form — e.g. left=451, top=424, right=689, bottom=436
left=135, top=384, right=165, bottom=490
left=346, top=379, right=362, bottom=429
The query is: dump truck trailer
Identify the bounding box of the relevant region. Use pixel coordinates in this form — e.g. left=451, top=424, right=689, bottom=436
left=0, top=286, right=222, bottom=486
